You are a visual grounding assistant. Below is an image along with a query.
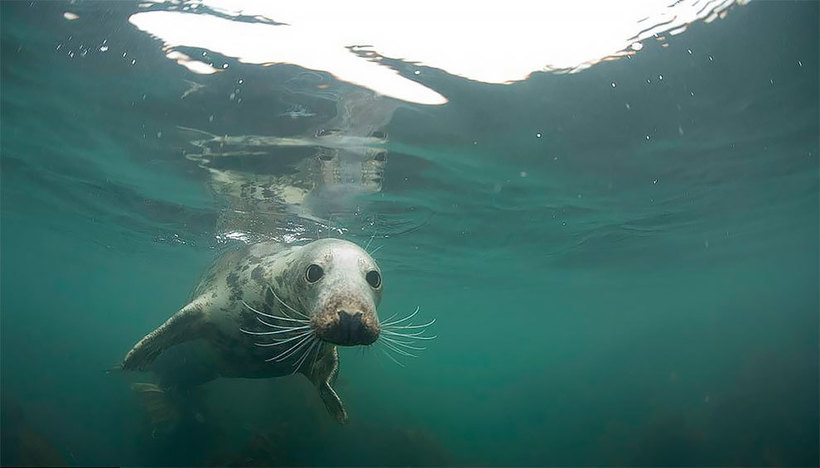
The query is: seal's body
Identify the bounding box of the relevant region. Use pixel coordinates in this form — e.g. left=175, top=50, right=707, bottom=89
left=122, top=238, right=384, bottom=424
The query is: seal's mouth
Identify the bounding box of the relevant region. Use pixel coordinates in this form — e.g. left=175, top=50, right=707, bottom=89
left=315, top=308, right=380, bottom=346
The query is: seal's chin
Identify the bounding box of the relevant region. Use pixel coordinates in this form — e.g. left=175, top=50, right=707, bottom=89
left=316, top=310, right=380, bottom=346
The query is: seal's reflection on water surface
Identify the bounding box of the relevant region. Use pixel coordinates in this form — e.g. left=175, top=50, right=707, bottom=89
left=182, top=89, right=397, bottom=242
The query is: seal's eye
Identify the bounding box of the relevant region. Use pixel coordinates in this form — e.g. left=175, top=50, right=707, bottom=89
left=305, top=264, right=324, bottom=283
left=365, top=270, right=381, bottom=289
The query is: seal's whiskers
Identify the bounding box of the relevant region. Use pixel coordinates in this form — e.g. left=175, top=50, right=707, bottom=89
left=266, top=333, right=314, bottom=361
left=292, top=339, right=319, bottom=374
left=275, top=335, right=316, bottom=363
left=242, top=300, right=309, bottom=324
left=380, top=336, right=427, bottom=351
left=380, top=340, right=418, bottom=358
left=383, top=318, right=435, bottom=330
left=254, top=330, right=313, bottom=347
left=378, top=305, right=436, bottom=367
left=381, top=306, right=420, bottom=327
left=255, top=316, right=307, bottom=330
left=269, top=285, right=311, bottom=319
left=382, top=330, right=437, bottom=340
left=309, top=341, right=325, bottom=370
left=275, top=338, right=313, bottom=362
left=239, top=325, right=309, bottom=336
left=240, top=298, right=319, bottom=364
left=380, top=310, right=401, bottom=324
left=380, top=349, right=406, bottom=368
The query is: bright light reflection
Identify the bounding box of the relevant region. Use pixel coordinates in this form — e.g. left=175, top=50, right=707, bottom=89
left=128, top=0, right=746, bottom=104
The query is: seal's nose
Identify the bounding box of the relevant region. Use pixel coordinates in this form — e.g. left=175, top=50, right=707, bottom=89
left=337, top=310, right=364, bottom=342
left=317, top=307, right=379, bottom=346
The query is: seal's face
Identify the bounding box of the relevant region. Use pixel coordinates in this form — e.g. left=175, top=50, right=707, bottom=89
left=284, top=239, right=382, bottom=346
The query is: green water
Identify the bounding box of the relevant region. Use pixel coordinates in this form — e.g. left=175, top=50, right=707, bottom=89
left=1, top=1, right=818, bottom=466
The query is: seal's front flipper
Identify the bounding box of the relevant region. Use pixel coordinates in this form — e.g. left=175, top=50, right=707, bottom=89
left=302, top=345, right=348, bottom=424
left=319, top=382, right=348, bottom=424
left=131, top=383, right=181, bottom=436
left=122, top=299, right=207, bottom=371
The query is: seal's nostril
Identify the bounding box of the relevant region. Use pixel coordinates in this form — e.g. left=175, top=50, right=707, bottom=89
left=336, top=310, right=364, bottom=343
left=338, top=310, right=362, bottom=320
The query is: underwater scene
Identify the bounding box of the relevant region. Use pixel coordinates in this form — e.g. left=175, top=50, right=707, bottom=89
left=1, top=1, right=817, bottom=466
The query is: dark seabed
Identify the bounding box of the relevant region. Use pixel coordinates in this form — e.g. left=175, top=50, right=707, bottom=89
left=1, top=1, right=817, bottom=466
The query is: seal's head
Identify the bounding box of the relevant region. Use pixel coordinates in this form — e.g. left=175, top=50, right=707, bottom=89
left=281, top=239, right=382, bottom=346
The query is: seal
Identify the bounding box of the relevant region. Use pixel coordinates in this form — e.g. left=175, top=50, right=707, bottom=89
left=121, top=238, right=385, bottom=424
